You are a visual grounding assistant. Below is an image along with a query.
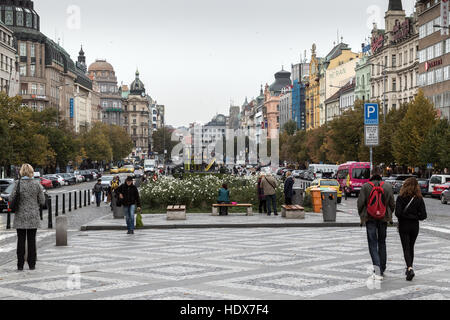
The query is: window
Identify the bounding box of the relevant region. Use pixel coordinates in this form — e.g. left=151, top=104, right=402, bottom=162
left=352, top=168, right=370, bottom=180
left=16, top=9, right=24, bottom=26
left=445, top=66, right=450, bottom=81
left=419, top=73, right=426, bottom=86
left=384, top=56, right=388, bottom=67
left=427, top=46, right=434, bottom=60
left=19, top=65, right=26, bottom=76
left=436, top=68, right=443, bottom=83
left=30, top=64, right=35, bottom=77
left=392, top=79, right=396, bottom=92
left=31, top=83, right=37, bottom=94
left=426, top=21, right=434, bottom=36
left=410, top=48, right=414, bottom=63
left=427, top=70, right=434, bottom=85
left=399, top=53, right=402, bottom=66
left=30, top=44, right=35, bottom=58
left=435, top=42, right=442, bottom=57
left=419, top=25, right=427, bottom=39
left=20, top=43, right=27, bottom=57
left=5, top=8, right=13, bottom=25
left=133, top=105, right=136, bottom=111
left=419, top=49, right=426, bottom=63
left=26, top=13, right=32, bottom=27
left=446, top=40, right=450, bottom=54
left=434, top=17, right=442, bottom=32
left=392, top=55, right=396, bottom=67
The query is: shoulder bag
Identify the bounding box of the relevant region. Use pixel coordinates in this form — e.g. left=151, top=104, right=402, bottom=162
left=9, top=177, right=21, bottom=213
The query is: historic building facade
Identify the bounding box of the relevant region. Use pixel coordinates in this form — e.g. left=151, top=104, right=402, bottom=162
left=355, top=54, right=372, bottom=102
left=123, top=70, right=150, bottom=159
left=0, top=20, right=17, bottom=96
left=417, top=0, right=450, bottom=119
left=88, top=59, right=123, bottom=126
left=306, top=44, right=323, bottom=130
left=369, top=0, right=419, bottom=116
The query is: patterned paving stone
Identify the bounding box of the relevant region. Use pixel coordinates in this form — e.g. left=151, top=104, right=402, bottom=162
left=354, top=285, right=450, bottom=300
left=208, top=271, right=366, bottom=298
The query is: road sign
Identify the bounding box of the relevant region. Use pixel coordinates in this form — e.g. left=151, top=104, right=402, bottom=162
left=364, top=103, right=379, bottom=125
left=70, top=98, right=74, bottom=119
left=365, top=125, right=379, bottom=146
left=427, top=163, right=433, bottom=170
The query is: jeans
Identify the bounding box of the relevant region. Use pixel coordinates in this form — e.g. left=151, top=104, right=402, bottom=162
left=95, top=192, right=102, bottom=207
left=123, top=205, right=136, bottom=231
left=266, top=194, right=277, bottom=215
left=366, top=220, right=388, bottom=275
left=17, top=229, right=37, bottom=269
left=399, top=220, right=419, bottom=269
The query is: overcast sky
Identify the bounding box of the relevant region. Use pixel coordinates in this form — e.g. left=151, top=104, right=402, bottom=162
left=35, top=0, right=415, bottom=127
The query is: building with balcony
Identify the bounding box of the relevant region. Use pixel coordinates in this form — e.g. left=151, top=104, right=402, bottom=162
left=0, top=20, right=17, bottom=96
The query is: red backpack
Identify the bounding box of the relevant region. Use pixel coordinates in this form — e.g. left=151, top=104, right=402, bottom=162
left=367, top=182, right=386, bottom=220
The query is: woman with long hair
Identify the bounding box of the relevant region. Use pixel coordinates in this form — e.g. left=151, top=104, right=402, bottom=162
left=395, top=177, right=428, bottom=281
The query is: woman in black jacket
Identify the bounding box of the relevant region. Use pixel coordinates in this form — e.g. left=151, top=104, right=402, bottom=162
left=395, top=177, right=427, bottom=281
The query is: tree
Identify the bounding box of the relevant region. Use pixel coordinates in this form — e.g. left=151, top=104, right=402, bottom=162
left=152, top=127, right=178, bottom=161
left=282, top=120, right=297, bottom=136
left=392, top=90, right=438, bottom=167
left=107, top=125, right=134, bottom=162
left=82, top=123, right=113, bottom=162
left=419, top=119, right=450, bottom=171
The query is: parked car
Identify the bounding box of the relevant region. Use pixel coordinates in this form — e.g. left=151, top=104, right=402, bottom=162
left=0, top=179, right=14, bottom=193
left=292, top=170, right=302, bottom=178
left=386, top=175, right=416, bottom=194
left=120, top=165, right=135, bottom=173
left=110, top=167, right=120, bottom=174
left=80, top=170, right=94, bottom=182
left=0, top=181, right=49, bottom=212
left=91, top=169, right=101, bottom=179
left=43, top=175, right=62, bottom=188
left=73, top=171, right=84, bottom=183
left=429, top=175, right=450, bottom=197
left=306, top=179, right=343, bottom=204
left=441, top=187, right=450, bottom=205
left=59, top=173, right=77, bottom=185
left=418, top=179, right=430, bottom=197
left=35, top=177, right=53, bottom=189
left=432, top=183, right=450, bottom=198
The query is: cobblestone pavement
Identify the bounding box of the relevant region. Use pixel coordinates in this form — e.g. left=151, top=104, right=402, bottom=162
left=1, top=226, right=450, bottom=300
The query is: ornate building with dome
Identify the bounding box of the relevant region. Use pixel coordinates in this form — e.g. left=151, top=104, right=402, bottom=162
left=122, top=69, right=150, bottom=159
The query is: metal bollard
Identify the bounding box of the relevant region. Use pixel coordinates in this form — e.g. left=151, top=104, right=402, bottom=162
left=6, top=211, right=11, bottom=229
left=55, top=195, right=59, bottom=217
left=40, top=205, right=43, bottom=220
left=79, top=190, right=82, bottom=208
left=69, top=192, right=72, bottom=212
left=88, top=190, right=91, bottom=206
left=56, top=216, right=68, bottom=247
left=62, top=193, right=66, bottom=214
left=48, top=196, right=53, bottom=229
left=84, top=190, right=87, bottom=207
left=74, top=191, right=77, bottom=210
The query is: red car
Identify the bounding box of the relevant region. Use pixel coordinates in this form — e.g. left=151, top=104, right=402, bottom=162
left=37, top=177, right=53, bottom=189
left=432, top=183, right=450, bottom=197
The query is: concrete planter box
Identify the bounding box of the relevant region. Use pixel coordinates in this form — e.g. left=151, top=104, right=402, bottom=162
left=167, top=205, right=187, bottom=220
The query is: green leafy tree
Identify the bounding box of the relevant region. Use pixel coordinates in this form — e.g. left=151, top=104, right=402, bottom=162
left=282, top=120, right=298, bottom=136
left=152, top=127, right=178, bottom=161
left=419, top=119, right=450, bottom=170
left=392, top=90, right=438, bottom=167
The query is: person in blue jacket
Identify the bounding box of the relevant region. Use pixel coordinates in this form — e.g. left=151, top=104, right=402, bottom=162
left=217, top=183, right=230, bottom=216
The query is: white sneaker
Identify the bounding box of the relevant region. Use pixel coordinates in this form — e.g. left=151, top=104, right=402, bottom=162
left=372, top=273, right=384, bottom=281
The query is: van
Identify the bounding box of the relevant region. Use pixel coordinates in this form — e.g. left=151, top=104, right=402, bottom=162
left=336, top=162, right=371, bottom=197
left=429, top=175, right=450, bottom=197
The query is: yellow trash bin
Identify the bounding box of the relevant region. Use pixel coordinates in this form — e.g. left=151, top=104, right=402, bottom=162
left=311, top=188, right=322, bottom=213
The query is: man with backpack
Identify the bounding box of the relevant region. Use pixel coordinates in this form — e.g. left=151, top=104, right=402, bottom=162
left=357, top=167, right=395, bottom=281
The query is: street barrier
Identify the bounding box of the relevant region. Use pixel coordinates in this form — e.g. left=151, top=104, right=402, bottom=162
left=48, top=196, right=53, bottom=229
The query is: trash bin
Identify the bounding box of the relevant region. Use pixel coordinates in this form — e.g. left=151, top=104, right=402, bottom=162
left=112, top=192, right=124, bottom=219
left=293, top=187, right=304, bottom=206
left=311, top=188, right=322, bottom=213
left=321, top=189, right=337, bottom=222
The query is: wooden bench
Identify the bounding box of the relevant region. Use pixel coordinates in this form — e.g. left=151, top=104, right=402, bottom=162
left=212, top=204, right=253, bottom=216
left=167, top=205, right=187, bottom=220
left=282, top=205, right=305, bottom=219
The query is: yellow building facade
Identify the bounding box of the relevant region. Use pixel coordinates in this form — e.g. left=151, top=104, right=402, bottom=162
left=306, top=44, right=322, bottom=130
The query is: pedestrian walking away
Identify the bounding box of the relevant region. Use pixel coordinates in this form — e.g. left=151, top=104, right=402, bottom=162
left=117, top=176, right=141, bottom=234
left=257, top=175, right=267, bottom=214
left=284, top=171, right=295, bottom=205
left=357, top=167, right=395, bottom=281
left=261, top=173, right=278, bottom=216
left=10, top=164, right=46, bottom=271
left=217, top=183, right=231, bottom=216
left=395, top=178, right=428, bottom=282
left=92, top=179, right=103, bottom=207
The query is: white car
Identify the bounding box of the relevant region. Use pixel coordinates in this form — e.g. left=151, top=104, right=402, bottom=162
left=73, top=171, right=84, bottom=183
left=429, top=175, right=450, bottom=196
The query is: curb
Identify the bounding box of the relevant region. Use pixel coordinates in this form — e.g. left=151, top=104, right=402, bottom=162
left=80, top=222, right=366, bottom=231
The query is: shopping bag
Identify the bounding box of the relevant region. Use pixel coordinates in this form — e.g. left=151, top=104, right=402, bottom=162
left=91, top=194, right=96, bottom=203
left=136, top=208, right=144, bottom=228
left=104, top=196, right=108, bottom=203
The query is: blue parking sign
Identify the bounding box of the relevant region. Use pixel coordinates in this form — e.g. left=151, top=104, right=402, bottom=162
left=364, top=103, right=379, bottom=125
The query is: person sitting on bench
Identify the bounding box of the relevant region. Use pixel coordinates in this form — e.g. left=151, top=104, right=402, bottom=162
left=217, top=183, right=230, bottom=216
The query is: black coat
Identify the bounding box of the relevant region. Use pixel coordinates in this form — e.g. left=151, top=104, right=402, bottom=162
left=395, top=196, right=427, bottom=222
left=284, top=177, right=295, bottom=198
left=117, top=183, right=141, bottom=207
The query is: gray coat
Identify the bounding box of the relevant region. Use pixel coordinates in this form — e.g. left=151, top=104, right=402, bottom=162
left=10, top=178, right=45, bottom=229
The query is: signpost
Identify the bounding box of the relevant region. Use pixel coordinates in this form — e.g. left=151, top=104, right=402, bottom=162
left=365, top=104, right=380, bottom=171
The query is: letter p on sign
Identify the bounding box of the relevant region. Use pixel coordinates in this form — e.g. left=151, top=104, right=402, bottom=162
left=364, top=103, right=379, bottom=125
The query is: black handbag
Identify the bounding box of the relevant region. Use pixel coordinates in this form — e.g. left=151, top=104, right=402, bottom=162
left=9, top=178, right=21, bottom=213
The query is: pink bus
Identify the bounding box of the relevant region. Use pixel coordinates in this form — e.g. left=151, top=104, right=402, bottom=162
left=336, top=162, right=371, bottom=197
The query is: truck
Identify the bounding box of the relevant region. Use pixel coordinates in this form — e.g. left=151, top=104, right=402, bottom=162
left=144, top=159, right=157, bottom=173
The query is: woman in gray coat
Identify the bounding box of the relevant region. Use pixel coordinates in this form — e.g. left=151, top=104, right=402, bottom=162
left=10, top=164, right=45, bottom=271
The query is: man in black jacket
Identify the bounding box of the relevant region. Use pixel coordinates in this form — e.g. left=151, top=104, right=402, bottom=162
left=117, top=176, right=141, bottom=234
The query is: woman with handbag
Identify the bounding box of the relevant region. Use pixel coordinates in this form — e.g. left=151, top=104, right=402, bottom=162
left=395, top=177, right=428, bottom=281
left=10, top=164, right=46, bottom=271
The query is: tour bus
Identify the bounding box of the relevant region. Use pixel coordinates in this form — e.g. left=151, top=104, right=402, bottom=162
left=337, top=162, right=371, bottom=197
left=307, top=164, right=339, bottom=179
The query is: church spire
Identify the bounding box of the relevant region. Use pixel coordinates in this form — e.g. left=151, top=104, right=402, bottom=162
left=388, top=0, right=403, bottom=11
